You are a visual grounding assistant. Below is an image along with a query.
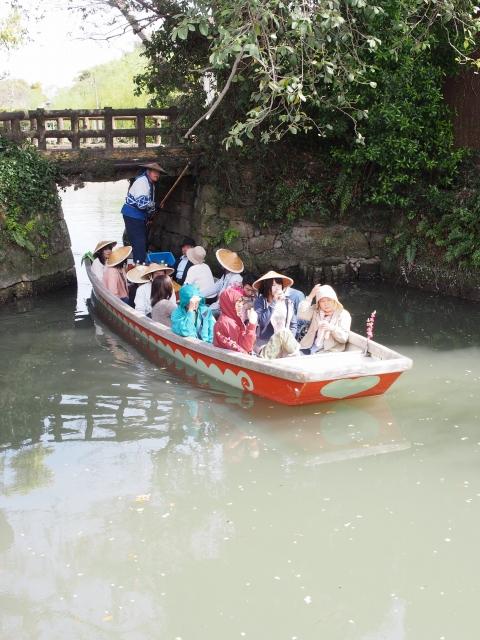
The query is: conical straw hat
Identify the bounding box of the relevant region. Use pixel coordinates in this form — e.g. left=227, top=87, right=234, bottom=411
left=252, top=270, right=294, bottom=291
left=216, top=248, right=244, bottom=274
left=143, top=262, right=174, bottom=277
left=106, top=246, right=132, bottom=267
left=126, top=264, right=149, bottom=284
left=93, top=240, right=117, bottom=255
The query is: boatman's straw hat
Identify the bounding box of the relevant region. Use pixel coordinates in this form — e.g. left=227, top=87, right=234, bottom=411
left=253, top=270, right=294, bottom=290
left=216, top=248, right=244, bottom=274
left=142, top=263, right=174, bottom=278
left=93, top=240, right=117, bottom=256
left=126, top=264, right=149, bottom=284
left=140, top=162, right=168, bottom=174
left=106, top=246, right=132, bottom=267
left=186, top=246, right=207, bottom=265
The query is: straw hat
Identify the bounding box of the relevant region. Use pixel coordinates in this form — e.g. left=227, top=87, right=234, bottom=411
left=140, top=162, right=168, bottom=174
left=126, top=264, right=149, bottom=284
left=143, top=262, right=174, bottom=277
left=315, top=284, right=343, bottom=308
left=186, top=245, right=206, bottom=265
left=253, top=270, right=294, bottom=291
left=106, top=246, right=132, bottom=267
left=216, top=248, right=244, bottom=274
left=93, top=240, right=116, bottom=256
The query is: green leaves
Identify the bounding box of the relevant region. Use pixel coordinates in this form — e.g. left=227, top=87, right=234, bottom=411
left=0, top=136, right=59, bottom=257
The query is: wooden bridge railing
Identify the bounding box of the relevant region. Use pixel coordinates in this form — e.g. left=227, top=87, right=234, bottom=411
left=0, top=107, right=179, bottom=151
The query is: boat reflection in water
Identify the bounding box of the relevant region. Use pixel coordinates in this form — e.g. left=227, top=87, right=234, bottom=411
left=1, top=314, right=409, bottom=467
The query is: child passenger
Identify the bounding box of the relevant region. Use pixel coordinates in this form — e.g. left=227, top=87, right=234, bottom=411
left=298, top=284, right=351, bottom=354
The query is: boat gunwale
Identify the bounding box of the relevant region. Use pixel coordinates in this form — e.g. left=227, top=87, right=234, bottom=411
left=86, top=263, right=413, bottom=384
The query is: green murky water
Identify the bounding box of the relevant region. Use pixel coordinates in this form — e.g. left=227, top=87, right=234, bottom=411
left=1, top=182, right=479, bottom=639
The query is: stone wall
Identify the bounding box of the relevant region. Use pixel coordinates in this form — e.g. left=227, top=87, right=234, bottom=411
left=0, top=202, right=76, bottom=304
left=155, top=180, right=382, bottom=283
left=153, top=177, right=480, bottom=301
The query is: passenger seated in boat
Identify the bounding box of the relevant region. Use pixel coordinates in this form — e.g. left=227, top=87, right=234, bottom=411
left=207, top=249, right=244, bottom=317
left=298, top=284, right=351, bottom=354
left=103, top=246, right=132, bottom=304
left=253, top=271, right=297, bottom=350
left=171, top=284, right=215, bottom=343
left=91, top=240, right=116, bottom=280
left=258, top=302, right=300, bottom=359
left=151, top=275, right=177, bottom=327
left=213, top=288, right=258, bottom=354
left=173, top=236, right=195, bottom=285
left=126, top=264, right=149, bottom=307
left=183, top=246, right=217, bottom=303
left=134, top=263, right=175, bottom=316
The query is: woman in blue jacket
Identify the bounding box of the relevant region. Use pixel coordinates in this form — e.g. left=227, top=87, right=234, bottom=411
left=253, top=271, right=297, bottom=351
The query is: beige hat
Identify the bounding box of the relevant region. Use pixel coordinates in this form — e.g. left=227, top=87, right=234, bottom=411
left=93, top=240, right=117, bottom=256
left=186, top=245, right=206, bottom=265
left=143, top=262, right=174, bottom=278
left=106, top=246, right=132, bottom=267
left=216, top=248, right=244, bottom=274
left=253, top=270, right=294, bottom=291
left=126, top=264, right=149, bottom=284
left=315, top=284, right=343, bottom=308
left=140, top=162, right=168, bottom=174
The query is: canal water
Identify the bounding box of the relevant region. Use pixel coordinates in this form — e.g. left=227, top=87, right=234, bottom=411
left=1, top=182, right=480, bottom=639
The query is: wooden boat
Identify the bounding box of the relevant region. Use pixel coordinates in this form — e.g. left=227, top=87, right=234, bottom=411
left=86, top=263, right=412, bottom=406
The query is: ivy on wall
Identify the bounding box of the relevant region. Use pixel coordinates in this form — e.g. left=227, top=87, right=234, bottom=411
left=0, top=136, right=60, bottom=258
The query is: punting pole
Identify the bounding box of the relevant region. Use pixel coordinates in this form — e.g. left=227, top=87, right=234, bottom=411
left=159, top=161, right=192, bottom=209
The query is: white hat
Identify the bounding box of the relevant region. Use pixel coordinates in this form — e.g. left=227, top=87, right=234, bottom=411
left=316, top=284, right=342, bottom=308
left=186, top=245, right=207, bottom=265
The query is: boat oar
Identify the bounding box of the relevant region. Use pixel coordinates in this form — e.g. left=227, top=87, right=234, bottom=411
left=159, top=161, right=192, bottom=210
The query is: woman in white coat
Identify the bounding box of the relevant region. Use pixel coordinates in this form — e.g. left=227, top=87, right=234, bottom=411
left=298, top=284, right=351, bottom=354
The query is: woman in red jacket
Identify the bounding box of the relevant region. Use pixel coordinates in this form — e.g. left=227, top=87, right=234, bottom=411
left=213, top=287, right=258, bottom=354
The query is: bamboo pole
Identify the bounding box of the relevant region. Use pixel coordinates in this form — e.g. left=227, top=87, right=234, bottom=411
left=159, top=161, right=192, bottom=209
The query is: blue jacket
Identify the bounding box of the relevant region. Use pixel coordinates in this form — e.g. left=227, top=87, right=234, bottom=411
left=171, top=284, right=215, bottom=343
left=121, top=171, right=156, bottom=221
left=254, top=295, right=297, bottom=344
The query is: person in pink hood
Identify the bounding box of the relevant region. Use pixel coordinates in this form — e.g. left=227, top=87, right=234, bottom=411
left=213, top=287, right=258, bottom=354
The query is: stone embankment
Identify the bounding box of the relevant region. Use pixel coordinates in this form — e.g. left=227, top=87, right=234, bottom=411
left=0, top=203, right=76, bottom=304
left=157, top=180, right=480, bottom=301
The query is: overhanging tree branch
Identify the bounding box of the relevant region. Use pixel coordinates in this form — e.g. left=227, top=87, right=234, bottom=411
left=183, top=52, right=243, bottom=139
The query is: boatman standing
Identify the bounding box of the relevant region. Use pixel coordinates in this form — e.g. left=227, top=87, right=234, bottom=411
left=121, top=162, right=167, bottom=263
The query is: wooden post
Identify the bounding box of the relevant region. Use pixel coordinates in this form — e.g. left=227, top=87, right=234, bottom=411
left=70, top=112, right=80, bottom=150
left=104, top=107, right=113, bottom=150
left=11, top=117, right=22, bottom=142
left=29, top=115, right=36, bottom=145
left=155, top=118, right=161, bottom=145
left=137, top=113, right=146, bottom=149
left=57, top=117, right=64, bottom=146
left=36, top=109, right=46, bottom=150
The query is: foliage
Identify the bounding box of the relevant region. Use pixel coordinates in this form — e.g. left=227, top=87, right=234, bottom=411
left=50, top=48, right=151, bottom=109
left=0, top=136, right=60, bottom=257
left=130, top=0, right=479, bottom=146
left=0, top=8, right=25, bottom=51
left=0, top=79, right=47, bottom=110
